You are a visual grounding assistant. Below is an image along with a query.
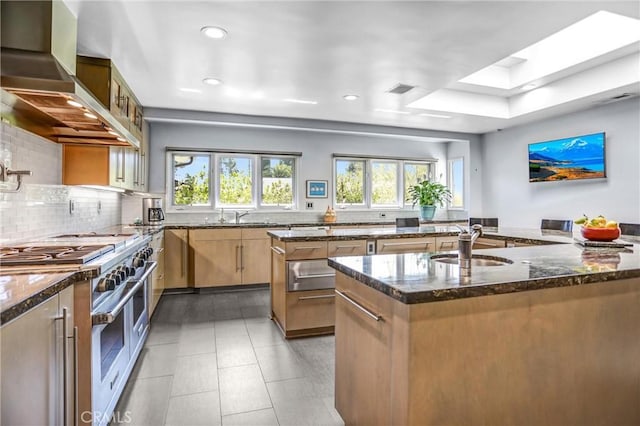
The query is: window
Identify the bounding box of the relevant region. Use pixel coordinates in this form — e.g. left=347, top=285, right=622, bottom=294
left=371, top=161, right=398, bottom=206
left=448, top=158, right=464, bottom=209
left=171, top=153, right=211, bottom=207
left=261, top=157, right=295, bottom=206
left=334, top=157, right=434, bottom=208
left=218, top=156, right=254, bottom=207
left=335, top=159, right=365, bottom=205
left=403, top=162, right=432, bottom=206
left=168, top=151, right=298, bottom=210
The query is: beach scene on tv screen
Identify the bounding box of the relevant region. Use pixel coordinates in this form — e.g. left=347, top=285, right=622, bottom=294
left=529, top=132, right=605, bottom=182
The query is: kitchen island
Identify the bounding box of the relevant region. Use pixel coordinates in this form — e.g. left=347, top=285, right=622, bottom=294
left=328, top=242, right=640, bottom=425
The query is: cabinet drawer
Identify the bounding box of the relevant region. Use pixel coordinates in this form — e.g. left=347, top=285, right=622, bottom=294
left=285, top=241, right=328, bottom=260
left=190, top=228, right=242, bottom=241
left=328, top=240, right=367, bottom=257
left=376, top=237, right=435, bottom=254
left=286, top=289, right=335, bottom=331
left=473, top=237, right=506, bottom=249
left=435, top=236, right=459, bottom=251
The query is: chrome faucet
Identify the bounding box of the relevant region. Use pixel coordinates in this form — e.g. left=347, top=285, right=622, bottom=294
left=458, top=224, right=483, bottom=274
left=218, top=208, right=226, bottom=224
left=235, top=210, right=249, bottom=224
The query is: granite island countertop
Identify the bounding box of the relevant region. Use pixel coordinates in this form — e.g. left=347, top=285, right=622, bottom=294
left=328, top=242, right=640, bottom=304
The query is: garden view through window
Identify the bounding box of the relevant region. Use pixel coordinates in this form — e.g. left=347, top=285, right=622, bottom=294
left=170, top=151, right=297, bottom=209
left=334, top=157, right=434, bottom=208
left=448, top=158, right=464, bottom=208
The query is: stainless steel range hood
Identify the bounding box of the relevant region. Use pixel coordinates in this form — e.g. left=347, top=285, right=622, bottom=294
left=0, top=0, right=140, bottom=148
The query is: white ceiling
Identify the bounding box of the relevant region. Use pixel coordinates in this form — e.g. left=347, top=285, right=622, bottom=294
left=66, top=1, right=640, bottom=134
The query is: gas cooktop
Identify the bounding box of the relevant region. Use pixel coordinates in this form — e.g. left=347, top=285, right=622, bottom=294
left=0, top=245, right=115, bottom=266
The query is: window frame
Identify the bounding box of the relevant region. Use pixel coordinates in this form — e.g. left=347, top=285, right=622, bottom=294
left=447, top=157, right=465, bottom=210
left=166, top=150, right=298, bottom=211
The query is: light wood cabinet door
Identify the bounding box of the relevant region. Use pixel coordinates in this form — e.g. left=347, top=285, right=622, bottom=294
left=164, top=229, right=190, bottom=288
left=335, top=273, right=393, bottom=426
left=271, top=241, right=287, bottom=330
left=1, top=287, right=75, bottom=426
left=435, top=235, right=459, bottom=251
left=241, top=238, right=271, bottom=285
left=328, top=240, right=367, bottom=257
left=285, top=290, right=335, bottom=335
left=376, top=237, right=435, bottom=254
left=192, top=239, right=242, bottom=287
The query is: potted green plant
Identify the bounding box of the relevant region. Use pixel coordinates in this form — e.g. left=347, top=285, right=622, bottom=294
left=408, top=180, right=452, bottom=220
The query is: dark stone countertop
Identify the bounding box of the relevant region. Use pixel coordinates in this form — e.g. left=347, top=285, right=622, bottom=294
left=155, top=218, right=464, bottom=230
left=329, top=242, right=640, bottom=305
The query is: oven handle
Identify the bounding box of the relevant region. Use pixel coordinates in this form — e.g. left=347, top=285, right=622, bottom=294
left=92, top=261, right=157, bottom=325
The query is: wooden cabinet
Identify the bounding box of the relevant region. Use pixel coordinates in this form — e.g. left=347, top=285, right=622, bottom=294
left=164, top=229, right=190, bottom=288
left=1, top=286, right=75, bottom=426
left=328, top=240, right=367, bottom=257
left=376, top=237, right=435, bottom=254
left=149, top=231, right=165, bottom=316
left=62, top=144, right=138, bottom=191
left=473, top=237, right=507, bottom=249
left=190, top=228, right=280, bottom=288
left=335, top=272, right=393, bottom=426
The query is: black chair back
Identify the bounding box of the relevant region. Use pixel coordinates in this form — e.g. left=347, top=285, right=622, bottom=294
left=540, top=219, right=573, bottom=232
left=619, top=223, right=640, bottom=236
left=469, top=217, right=498, bottom=227
left=396, top=217, right=420, bottom=228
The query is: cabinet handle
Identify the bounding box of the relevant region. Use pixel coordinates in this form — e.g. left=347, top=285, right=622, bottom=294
left=181, top=239, right=187, bottom=278
left=270, top=246, right=285, bottom=255
left=381, top=241, right=430, bottom=247
left=439, top=241, right=456, bottom=249
left=335, top=290, right=383, bottom=322
left=475, top=241, right=500, bottom=247
left=293, top=246, right=323, bottom=251
left=240, top=245, right=245, bottom=271
left=298, top=294, right=335, bottom=301
left=55, top=307, right=69, bottom=426
left=235, top=246, right=241, bottom=272
left=334, top=245, right=360, bottom=250
left=296, top=273, right=335, bottom=279
left=72, top=326, right=78, bottom=426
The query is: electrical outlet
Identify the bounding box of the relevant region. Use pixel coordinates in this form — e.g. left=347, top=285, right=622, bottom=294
left=306, top=202, right=313, bottom=209
left=379, top=212, right=387, bottom=218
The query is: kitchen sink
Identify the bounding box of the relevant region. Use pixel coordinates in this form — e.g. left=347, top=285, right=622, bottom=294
left=430, top=254, right=514, bottom=267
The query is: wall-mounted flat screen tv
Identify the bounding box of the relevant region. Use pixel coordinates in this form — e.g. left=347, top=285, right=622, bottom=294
left=528, top=132, right=606, bottom=182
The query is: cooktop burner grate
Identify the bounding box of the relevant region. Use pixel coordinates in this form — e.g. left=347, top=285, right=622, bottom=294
left=0, top=244, right=114, bottom=265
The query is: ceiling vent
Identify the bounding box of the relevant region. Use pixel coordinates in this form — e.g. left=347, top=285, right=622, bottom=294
left=387, top=83, right=415, bottom=95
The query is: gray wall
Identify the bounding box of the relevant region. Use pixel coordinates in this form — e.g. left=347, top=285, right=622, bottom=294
left=146, top=110, right=477, bottom=216
left=479, top=97, right=640, bottom=228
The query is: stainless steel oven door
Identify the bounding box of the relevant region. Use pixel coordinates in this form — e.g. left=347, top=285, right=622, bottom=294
left=130, top=262, right=156, bottom=356
left=287, top=260, right=336, bottom=291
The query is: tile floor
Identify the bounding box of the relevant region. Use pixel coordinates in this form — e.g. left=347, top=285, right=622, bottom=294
left=113, top=288, right=344, bottom=426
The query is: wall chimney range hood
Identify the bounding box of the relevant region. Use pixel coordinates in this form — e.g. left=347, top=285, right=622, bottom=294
left=0, top=0, right=140, bottom=148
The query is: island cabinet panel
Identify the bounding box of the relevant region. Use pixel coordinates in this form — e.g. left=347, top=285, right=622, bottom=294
left=434, top=235, right=459, bottom=251
left=334, top=272, right=640, bottom=426
left=472, top=237, right=506, bottom=249
left=376, top=237, right=435, bottom=254
left=335, top=273, right=394, bottom=426
left=270, top=239, right=287, bottom=329
left=164, top=229, right=190, bottom=288
left=327, top=240, right=367, bottom=257
left=285, top=241, right=328, bottom=260
left=285, top=289, right=335, bottom=335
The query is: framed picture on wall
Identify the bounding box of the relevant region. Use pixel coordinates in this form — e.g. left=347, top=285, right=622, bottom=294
left=306, top=180, right=328, bottom=198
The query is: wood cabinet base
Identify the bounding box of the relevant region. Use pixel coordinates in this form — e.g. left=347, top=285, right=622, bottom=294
left=335, top=273, right=640, bottom=425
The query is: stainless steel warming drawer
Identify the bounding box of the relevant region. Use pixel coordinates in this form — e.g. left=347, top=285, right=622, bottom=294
left=287, top=259, right=336, bottom=292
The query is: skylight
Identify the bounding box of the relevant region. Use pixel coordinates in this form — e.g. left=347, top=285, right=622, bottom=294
left=459, top=11, right=640, bottom=90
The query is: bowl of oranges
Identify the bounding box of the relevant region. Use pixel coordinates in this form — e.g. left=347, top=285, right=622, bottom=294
left=575, top=214, right=621, bottom=241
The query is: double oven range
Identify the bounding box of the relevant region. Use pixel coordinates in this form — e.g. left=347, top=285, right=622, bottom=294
left=0, top=232, right=156, bottom=426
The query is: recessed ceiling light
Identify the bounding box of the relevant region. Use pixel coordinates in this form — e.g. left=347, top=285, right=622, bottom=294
left=83, top=112, right=98, bottom=119
left=521, top=83, right=537, bottom=91
left=203, top=77, right=223, bottom=86
left=419, top=113, right=452, bottom=119
left=283, top=98, right=318, bottom=105
left=67, top=99, right=83, bottom=108
left=179, top=87, right=202, bottom=93
left=201, top=26, right=228, bottom=39
left=374, top=108, right=410, bottom=115
left=343, top=94, right=359, bottom=101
